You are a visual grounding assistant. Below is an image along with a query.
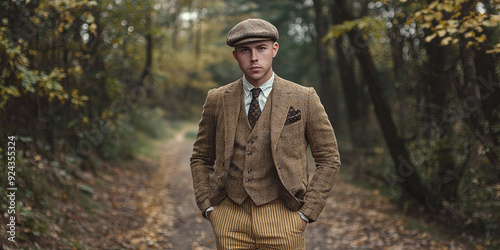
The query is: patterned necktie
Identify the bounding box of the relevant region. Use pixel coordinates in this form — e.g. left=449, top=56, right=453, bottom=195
left=248, top=88, right=262, bottom=129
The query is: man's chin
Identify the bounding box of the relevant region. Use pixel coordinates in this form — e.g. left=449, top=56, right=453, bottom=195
left=245, top=74, right=263, bottom=83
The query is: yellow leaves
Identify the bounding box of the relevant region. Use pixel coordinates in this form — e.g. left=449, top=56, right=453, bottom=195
left=446, top=27, right=458, bottom=34
left=101, top=109, right=114, bottom=120
left=434, top=12, right=444, bottom=21
left=425, top=33, right=437, bottom=43
left=83, top=12, right=95, bottom=24
left=483, top=20, right=498, bottom=27
left=87, top=1, right=98, bottom=7
left=432, top=1, right=456, bottom=12
left=424, top=14, right=435, bottom=22
left=442, top=3, right=455, bottom=12
left=34, top=0, right=98, bottom=36
left=464, top=31, right=475, bottom=38
left=88, top=23, right=98, bottom=35
left=486, top=43, right=500, bottom=54
left=324, top=16, right=384, bottom=42
left=64, top=64, right=84, bottom=78
left=494, top=184, right=500, bottom=198
left=71, top=89, right=89, bottom=108
left=1, top=83, right=21, bottom=97
left=491, top=15, right=500, bottom=22
left=484, top=15, right=500, bottom=27
left=70, top=0, right=93, bottom=9
left=440, top=36, right=453, bottom=46
left=413, top=0, right=499, bottom=49
left=28, top=49, right=38, bottom=56
left=1, top=65, right=90, bottom=109
left=30, top=16, right=42, bottom=26
left=420, top=22, right=432, bottom=29
left=428, top=1, right=439, bottom=10
left=396, top=219, right=404, bottom=226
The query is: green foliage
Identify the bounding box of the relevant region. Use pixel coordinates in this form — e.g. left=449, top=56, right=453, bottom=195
left=323, top=16, right=386, bottom=42
left=0, top=31, right=88, bottom=109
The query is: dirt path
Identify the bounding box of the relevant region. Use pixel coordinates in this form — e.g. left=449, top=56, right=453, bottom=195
left=141, top=127, right=472, bottom=249
left=107, top=125, right=216, bottom=249
left=65, top=126, right=475, bottom=249
left=154, top=126, right=215, bottom=249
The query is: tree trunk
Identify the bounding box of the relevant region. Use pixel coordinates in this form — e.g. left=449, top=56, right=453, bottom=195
left=458, top=1, right=499, bottom=179
left=475, top=49, right=500, bottom=147
left=138, top=11, right=152, bottom=90
left=335, top=0, right=436, bottom=209
left=459, top=40, right=499, bottom=171
left=423, top=37, right=463, bottom=200
left=139, top=34, right=153, bottom=86
left=312, top=0, right=337, bottom=121
left=331, top=3, right=364, bottom=147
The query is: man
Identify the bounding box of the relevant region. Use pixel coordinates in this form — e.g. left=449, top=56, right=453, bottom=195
left=190, top=18, right=341, bottom=249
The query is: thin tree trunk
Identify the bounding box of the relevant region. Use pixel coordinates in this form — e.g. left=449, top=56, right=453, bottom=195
left=424, top=38, right=462, bottom=200
left=331, top=3, right=363, bottom=147
left=458, top=1, right=499, bottom=177
left=459, top=40, right=499, bottom=168
left=139, top=34, right=153, bottom=86
left=312, top=0, right=337, bottom=120
left=476, top=49, right=500, bottom=147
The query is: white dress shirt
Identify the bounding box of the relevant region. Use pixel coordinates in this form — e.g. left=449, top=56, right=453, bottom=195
left=242, top=73, right=274, bottom=115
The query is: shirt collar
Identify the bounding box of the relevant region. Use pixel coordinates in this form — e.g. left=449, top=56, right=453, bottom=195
left=242, top=72, right=274, bottom=98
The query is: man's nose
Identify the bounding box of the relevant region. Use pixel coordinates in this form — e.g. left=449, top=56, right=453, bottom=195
left=250, top=50, right=258, bottom=61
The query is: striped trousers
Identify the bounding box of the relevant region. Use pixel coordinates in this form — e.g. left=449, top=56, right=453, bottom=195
left=209, top=197, right=306, bottom=250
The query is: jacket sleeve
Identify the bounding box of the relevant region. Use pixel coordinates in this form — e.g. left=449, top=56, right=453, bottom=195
left=299, top=87, right=341, bottom=222
left=190, top=89, right=218, bottom=214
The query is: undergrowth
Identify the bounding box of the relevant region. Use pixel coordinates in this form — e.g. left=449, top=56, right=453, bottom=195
left=0, top=115, right=187, bottom=248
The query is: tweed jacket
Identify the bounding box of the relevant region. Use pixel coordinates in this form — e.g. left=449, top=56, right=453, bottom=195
left=190, top=75, right=341, bottom=222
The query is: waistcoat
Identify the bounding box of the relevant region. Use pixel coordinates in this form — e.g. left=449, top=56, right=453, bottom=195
left=226, top=90, right=280, bottom=205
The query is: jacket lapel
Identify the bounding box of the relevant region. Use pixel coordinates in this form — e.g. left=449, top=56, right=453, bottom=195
left=223, top=79, right=243, bottom=161
left=270, top=75, right=292, bottom=153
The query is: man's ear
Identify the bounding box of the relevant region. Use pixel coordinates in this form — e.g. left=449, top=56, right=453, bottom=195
left=232, top=50, right=237, bottom=60
left=272, top=42, right=279, bottom=58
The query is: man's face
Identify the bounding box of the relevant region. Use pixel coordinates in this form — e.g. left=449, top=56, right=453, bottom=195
left=233, top=40, right=279, bottom=87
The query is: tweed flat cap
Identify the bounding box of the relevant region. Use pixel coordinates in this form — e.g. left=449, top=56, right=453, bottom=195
left=226, top=18, right=279, bottom=47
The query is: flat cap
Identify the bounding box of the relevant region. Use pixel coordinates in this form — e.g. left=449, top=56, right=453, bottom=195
left=226, top=18, right=279, bottom=47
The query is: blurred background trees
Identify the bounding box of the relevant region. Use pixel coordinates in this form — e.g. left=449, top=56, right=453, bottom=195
left=0, top=0, right=499, bottom=246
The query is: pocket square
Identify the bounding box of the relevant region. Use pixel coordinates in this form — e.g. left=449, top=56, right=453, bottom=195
left=285, top=106, right=301, bottom=125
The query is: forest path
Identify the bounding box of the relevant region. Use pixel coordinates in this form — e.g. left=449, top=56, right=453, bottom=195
left=75, top=125, right=469, bottom=249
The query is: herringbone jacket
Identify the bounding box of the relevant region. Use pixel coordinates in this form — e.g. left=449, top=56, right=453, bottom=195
left=190, top=75, right=341, bottom=222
